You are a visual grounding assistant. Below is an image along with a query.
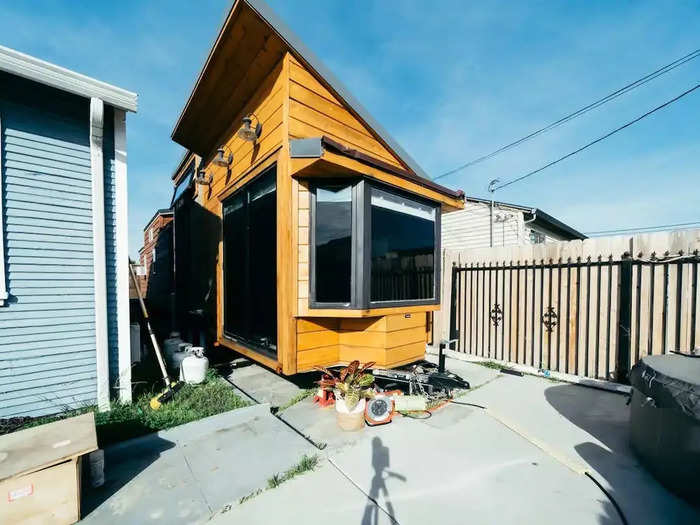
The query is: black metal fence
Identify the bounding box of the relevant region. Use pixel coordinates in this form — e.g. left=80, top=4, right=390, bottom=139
left=449, top=253, right=700, bottom=383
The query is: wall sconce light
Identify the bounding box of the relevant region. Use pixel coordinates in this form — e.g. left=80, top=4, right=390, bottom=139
left=213, top=146, right=233, bottom=168
left=194, top=168, right=212, bottom=186
left=237, top=114, right=262, bottom=142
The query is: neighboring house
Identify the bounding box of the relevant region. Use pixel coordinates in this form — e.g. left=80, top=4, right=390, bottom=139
left=442, top=196, right=586, bottom=251
left=138, top=208, right=173, bottom=284
left=169, top=0, right=465, bottom=374
left=136, top=208, right=174, bottom=341
left=0, top=46, right=137, bottom=417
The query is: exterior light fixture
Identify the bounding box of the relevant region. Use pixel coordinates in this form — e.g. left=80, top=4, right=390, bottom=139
left=194, top=168, right=212, bottom=186
left=213, top=146, right=233, bottom=168
left=237, top=114, right=262, bottom=142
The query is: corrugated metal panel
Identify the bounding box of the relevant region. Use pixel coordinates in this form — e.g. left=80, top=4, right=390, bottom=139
left=103, top=106, right=120, bottom=391
left=442, top=201, right=524, bottom=251
left=0, top=88, right=97, bottom=418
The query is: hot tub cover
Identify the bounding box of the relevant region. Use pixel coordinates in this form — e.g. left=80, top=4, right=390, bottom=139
left=630, top=353, right=700, bottom=420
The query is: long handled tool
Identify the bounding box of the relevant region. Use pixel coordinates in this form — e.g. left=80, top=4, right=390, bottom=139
left=129, top=262, right=183, bottom=409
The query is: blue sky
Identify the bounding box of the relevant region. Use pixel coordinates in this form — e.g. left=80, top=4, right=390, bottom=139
left=1, top=1, right=698, bottom=255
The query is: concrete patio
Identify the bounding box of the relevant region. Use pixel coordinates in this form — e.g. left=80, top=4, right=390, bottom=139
left=211, top=358, right=699, bottom=525
left=78, top=358, right=699, bottom=524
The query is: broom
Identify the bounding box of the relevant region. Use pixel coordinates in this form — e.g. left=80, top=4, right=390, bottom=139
left=129, top=262, right=183, bottom=409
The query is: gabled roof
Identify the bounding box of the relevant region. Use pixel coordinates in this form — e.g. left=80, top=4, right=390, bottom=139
left=466, top=196, right=587, bottom=240
left=172, top=0, right=434, bottom=182
left=0, top=45, right=137, bottom=112
left=143, top=209, right=174, bottom=232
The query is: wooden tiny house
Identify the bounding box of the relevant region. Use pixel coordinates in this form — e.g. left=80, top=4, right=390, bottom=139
left=170, top=0, right=464, bottom=374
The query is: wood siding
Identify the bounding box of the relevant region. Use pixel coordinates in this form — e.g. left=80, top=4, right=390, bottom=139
left=0, top=81, right=97, bottom=417
left=288, top=55, right=405, bottom=170
left=295, top=313, right=426, bottom=371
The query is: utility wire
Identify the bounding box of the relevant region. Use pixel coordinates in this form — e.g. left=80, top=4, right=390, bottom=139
left=434, top=48, right=700, bottom=181
left=585, top=221, right=700, bottom=236
left=493, top=82, right=700, bottom=191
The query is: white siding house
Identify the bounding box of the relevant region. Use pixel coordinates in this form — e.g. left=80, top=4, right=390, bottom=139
left=442, top=197, right=585, bottom=251
left=0, top=46, right=137, bottom=417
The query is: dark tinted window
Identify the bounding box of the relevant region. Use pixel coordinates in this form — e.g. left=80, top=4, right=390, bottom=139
left=314, top=185, right=352, bottom=303
left=370, top=188, right=436, bottom=302
left=222, top=167, right=277, bottom=356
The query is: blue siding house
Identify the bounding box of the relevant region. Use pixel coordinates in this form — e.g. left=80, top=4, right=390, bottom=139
left=0, top=46, right=138, bottom=417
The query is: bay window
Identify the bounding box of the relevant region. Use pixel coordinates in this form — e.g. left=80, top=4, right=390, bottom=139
left=310, top=179, right=440, bottom=309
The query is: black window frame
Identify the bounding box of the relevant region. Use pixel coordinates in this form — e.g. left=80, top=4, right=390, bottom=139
left=309, top=177, right=440, bottom=309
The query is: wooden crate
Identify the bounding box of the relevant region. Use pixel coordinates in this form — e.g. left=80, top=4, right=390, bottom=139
left=0, top=413, right=96, bottom=525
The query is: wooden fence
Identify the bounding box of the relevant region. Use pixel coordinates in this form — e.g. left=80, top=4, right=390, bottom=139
left=433, top=230, right=700, bottom=383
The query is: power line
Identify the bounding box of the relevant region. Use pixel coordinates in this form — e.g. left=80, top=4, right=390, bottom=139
left=493, top=82, right=700, bottom=191
left=434, top=47, right=700, bottom=181
left=585, top=221, right=700, bottom=236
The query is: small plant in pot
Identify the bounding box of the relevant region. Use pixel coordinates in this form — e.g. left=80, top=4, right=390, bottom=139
left=315, top=361, right=375, bottom=431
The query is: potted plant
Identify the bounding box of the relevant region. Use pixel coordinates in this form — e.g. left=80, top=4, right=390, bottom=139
left=316, top=361, right=375, bottom=431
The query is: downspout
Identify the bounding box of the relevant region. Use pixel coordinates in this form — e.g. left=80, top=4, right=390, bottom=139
left=488, top=179, right=500, bottom=248
left=524, top=208, right=537, bottom=243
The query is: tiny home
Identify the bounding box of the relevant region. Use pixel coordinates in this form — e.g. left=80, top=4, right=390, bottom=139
left=170, top=0, right=464, bottom=374
left=0, top=46, right=137, bottom=417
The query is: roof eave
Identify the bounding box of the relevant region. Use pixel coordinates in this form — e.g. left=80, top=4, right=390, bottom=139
left=0, top=45, right=138, bottom=112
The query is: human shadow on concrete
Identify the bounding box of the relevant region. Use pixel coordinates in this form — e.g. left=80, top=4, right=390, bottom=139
left=361, top=436, right=406, bottom=525
left=81, top=435, right=176, bottom=518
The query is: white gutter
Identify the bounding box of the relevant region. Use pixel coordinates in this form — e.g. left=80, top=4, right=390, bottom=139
left=0, top=45, right=137, bottom=112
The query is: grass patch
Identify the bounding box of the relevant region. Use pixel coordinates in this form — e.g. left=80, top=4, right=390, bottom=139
left=276, top=389, right=315, bottom=412
left=471, top=360, right=503, bottom=370
left=236, top=454, right=320, bottom=505
left=1, top=369, right=249, bottom=446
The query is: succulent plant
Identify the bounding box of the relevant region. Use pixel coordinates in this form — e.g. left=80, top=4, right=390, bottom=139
left=315, top=360, right=376, bottom=410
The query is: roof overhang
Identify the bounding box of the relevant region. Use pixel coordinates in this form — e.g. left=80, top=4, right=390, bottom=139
left=171, top=0, right=441, bottom=186
left=0, top=45, right=138, bottom=112
left=290, top=137, right=464, bottom=211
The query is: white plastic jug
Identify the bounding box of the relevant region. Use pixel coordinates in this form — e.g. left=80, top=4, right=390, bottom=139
left=180, top=347, right=209, bottom=384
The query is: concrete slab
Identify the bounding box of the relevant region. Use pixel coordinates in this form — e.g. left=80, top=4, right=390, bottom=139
left=81, top=404, right=317, bottom=524
left=224, top=361, right=306, bottom=407
left=459, top=370, right=700, bottom=524
left=210, top=461, right=395, bottom=525
left=328, top=408, right=618, bottom=525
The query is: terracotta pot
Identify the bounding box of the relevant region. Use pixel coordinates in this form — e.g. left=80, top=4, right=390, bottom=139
left=335, top=398, right=366, bottom=431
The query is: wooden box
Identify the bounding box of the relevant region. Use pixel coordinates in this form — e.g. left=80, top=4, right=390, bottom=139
left=0, top=413, right=96, bottom=525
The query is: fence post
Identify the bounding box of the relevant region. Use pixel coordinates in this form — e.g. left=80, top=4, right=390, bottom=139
left=616, top=252, right=633, bottom=383
left=449, top=263, right=458, bottom=341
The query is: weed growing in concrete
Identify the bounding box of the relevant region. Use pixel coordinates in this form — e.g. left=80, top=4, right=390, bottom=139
left=277, top=388, right=315, bottom=412
left=235, top=454, right=321, bottom=506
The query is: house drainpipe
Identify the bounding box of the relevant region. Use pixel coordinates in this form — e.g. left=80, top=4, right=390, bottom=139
left=524, top=208, right=537, bottom=242
left=488, top=179, right=500, bottom=248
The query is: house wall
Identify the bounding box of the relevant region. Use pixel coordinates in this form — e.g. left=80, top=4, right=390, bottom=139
left=191, top=56, right=287, bottom=367
left=0, top=74, right=96, bottom=417
left=442, top=201, right=525, bottom=250
left=0, top=73, right=124, bottom=417
left=184, top=51, right=450, bottom=373
left=287, top=55, right=404, bottom=169
left=288, top=55, right=433, bottom=371
left=442, top=201, right=573, bottom=250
